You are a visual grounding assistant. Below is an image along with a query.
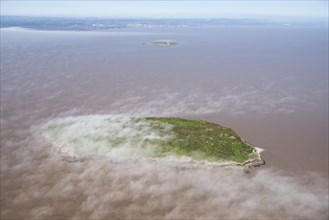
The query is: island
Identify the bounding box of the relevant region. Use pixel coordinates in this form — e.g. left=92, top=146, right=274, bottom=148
left=42, top=115, right=264, bottom=172
left=144, top=40, right=178, bottom=46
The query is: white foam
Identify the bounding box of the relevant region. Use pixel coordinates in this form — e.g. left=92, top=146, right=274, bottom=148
left=255, top=147, right=265, bottom=154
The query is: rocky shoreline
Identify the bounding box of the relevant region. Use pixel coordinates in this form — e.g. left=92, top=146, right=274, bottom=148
left=58, top=149, right=265, bottom=173
left=46, top=134, right=266, bottom=173
left=242, top=159, right=266, bottom=173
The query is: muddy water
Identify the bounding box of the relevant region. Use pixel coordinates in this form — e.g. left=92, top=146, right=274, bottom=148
left=1, top=26, right=328, bottom=219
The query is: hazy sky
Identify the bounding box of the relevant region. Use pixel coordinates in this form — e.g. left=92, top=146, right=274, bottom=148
left=1, top=1, right=328, bottom=20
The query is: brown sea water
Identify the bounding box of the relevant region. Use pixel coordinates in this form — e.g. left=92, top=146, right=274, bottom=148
left=1, top=26, right=328, bottom=219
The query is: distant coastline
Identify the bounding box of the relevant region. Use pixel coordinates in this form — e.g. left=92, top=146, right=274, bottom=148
left=1, top=16, right=326, bottom=32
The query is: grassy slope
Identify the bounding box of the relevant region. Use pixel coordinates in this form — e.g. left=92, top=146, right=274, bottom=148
left=43, top=116, right=258, bottom=164
left=143, top=117, right=257, bottom=163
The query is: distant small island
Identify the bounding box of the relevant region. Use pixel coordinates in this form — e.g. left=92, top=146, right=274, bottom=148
left=144, top=40, right=178, bottom=46
left=42, top=115, right=264, bottom=171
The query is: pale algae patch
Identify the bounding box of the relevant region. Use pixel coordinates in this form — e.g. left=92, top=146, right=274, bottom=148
left=41, top=115, right=262, bottom=165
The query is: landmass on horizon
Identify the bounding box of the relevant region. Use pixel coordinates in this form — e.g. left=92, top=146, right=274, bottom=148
left=1, top=16, right=326, bottom=32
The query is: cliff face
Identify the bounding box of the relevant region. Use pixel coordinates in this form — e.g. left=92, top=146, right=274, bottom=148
left=42, top=115, right=263, bottom=165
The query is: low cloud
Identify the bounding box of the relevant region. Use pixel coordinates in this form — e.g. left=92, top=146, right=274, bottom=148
left=109, top=83, right=320, bottom=117
left=1, top=84, right=328, bottom=219
left=41, top=115, right=174, bottom=159
left=1, top=129, right=328, bottom=219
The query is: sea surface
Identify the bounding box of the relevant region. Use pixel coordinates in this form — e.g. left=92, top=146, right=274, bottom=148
left=1, top=18, right=328, bottom=219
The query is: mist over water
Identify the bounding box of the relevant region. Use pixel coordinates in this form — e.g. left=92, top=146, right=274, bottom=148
left=1, top=26, right=328, bottom=219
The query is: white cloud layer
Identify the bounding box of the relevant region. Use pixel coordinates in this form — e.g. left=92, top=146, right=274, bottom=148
left=109, top=83, right=316, bottom=117
left=1, top=126, right=328, bottom=219
left=42, top=115, right=174, bottom=159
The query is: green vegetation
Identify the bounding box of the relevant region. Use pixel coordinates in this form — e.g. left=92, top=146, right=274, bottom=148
left=42, top=116, right=259, bottom=164
left=142, top=117, right=257, bottom=163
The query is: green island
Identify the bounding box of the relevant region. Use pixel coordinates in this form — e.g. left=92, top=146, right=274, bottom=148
left=145, top=40, right=178, bottom=46
left=42, top=115, right=263, bottom=167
